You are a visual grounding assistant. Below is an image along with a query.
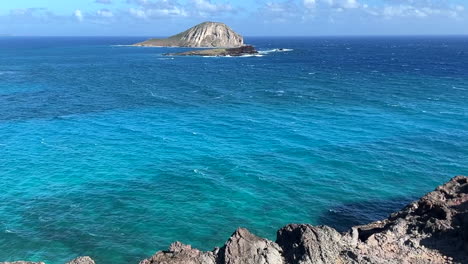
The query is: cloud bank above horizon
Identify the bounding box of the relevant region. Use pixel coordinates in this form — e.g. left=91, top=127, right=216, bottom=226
left=0, top=0, right=466, bottom=36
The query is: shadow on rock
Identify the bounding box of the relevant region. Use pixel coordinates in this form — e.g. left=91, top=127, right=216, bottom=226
left=419, top=185, right=468, bottom=263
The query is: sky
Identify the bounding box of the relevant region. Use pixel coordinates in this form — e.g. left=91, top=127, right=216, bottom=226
left=0, top=0, right=467, bottom=36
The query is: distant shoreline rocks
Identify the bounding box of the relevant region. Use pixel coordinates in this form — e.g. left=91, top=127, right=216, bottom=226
left=165, top=45, right=259, bottom=57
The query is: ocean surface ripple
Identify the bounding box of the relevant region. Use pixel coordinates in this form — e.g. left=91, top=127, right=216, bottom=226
left=0, top=36, right=467, bottom=263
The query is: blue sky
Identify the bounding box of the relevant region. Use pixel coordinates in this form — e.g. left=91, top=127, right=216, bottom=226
left=0, top=0, right=467, bottom=36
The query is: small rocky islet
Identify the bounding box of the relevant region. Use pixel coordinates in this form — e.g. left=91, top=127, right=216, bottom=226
left=132, top=21, right=259, bottom=57
left=4, top=175, right=468, bottom=264
left=164, top=45, right=259, bottom=57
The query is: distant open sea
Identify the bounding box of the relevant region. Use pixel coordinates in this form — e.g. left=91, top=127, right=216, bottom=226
left=0, top=36, right=467, bottom=263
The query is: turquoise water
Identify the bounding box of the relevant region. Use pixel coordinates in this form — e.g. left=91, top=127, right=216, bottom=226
left=0, top=36, right=467, bottom=263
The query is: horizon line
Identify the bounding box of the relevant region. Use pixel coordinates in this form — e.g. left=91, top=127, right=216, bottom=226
left=1, top=34, right=468, bottom=38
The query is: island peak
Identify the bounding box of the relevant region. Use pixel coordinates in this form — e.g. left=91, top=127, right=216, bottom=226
left=133, top=22, right=244, bottom=48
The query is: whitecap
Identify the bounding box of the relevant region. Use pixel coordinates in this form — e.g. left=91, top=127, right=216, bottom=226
left=193, top=169, right=206, bottom=176
left=258, top=48, right=293, bottom=54
left=202, top=54, right=263, bottom=58
left=111, top=45, right=175, bottom=48
left=0, top=71, right=16, bottom=75
left=39, top=216, right=52, bottom=222
left=148, top=91, right=168, bottom=99
left=240, top=54, right=263, bottom=57
left=452, top=86, right=466, bottom=91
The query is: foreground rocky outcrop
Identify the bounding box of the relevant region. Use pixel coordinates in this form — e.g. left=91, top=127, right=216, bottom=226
left=65, top=257, right=95, bottom=264
left=133, top=22, right=243, bottom=48
left=0, top=257, right=94, bottom=264
left=0, top=262, right=45, bottom=264
left=141, top=175, right=468, bottom=264
left=165, top=45, right=258, bottom=57
left=3, top=176, right=467, bottom=263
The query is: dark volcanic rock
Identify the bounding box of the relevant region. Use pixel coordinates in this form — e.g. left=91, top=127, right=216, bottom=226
left=140, top=228, right=283, bottom=264
left=347, top=175, right=468, bottom=263
left=277, top=225, right=350, bottom=264
left=139, top=242, right=217, bottom=264
left=0, top=262, right=45, bottom=264
left=65, top=257, right=95, bottom=264
left=223, top=228, right=284, bottom=264
left=0, top=257, right=95, bottom=264
left=166, top=45, right=258, bottom=57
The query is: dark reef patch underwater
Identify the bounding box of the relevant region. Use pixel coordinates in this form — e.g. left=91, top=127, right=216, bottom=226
left=0, top=36, right=467, bottom=263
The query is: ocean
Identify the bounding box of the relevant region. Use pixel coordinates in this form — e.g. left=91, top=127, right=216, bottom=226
left=0, top=36, right=467, bottom=263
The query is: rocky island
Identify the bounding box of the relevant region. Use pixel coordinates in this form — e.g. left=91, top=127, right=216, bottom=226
left=133, top=22, right=259, bottom=57
left=3, top=175, right=468, bottom=264
left=165, top=45, right=258, bottom=57
left=133, top=22, right=243, bottom=48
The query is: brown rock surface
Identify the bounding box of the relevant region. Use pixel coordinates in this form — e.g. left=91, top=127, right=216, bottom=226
left=65, top=257, right=95, bottom=264
left=223, top=228, right=284, bottom=264
left=277, top=224, right=350, bottom=264
left=0, top=262, right=45, bottom=264
left=139, top=242, right=217, bottom=264
left=0, top=257, right=94, bottom=264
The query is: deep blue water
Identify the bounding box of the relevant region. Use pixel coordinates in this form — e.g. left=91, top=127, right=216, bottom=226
left=0, top=36, right=467, bottom=263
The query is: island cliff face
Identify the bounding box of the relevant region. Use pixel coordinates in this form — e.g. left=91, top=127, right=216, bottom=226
left=133, top=22, right=244, bottom=48
left=3, top=176, right=468, bottom=264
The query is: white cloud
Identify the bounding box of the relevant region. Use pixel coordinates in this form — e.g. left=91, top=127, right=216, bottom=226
left=95, top=0, right=112, bottom=4
left=2, top=0, right=465, bottom=30
left=97, top=9, right=114, bottom=18
left=125, top=0, right=190, bottom=19
left=300, top=0, right=465, bottom=19
left=343, top=0, right=359, bottom=9
left=129, top=8, right=147, bottom=18
left=192, top=0, right=233, bottom=13
left=259, top=1, right=302, bottom=23
left=364, top=3, right=464, bottom=19
left=303, top=0, right=316, bottom=9
left=74, top=9, right=84, bottom=22
left=129, top=7, right=188, bottom=19
left=304, top=0, right=360, bottom=9
left=125, top=0, right=236, bottom=19
left=381, top=5, right=426, bottom=18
